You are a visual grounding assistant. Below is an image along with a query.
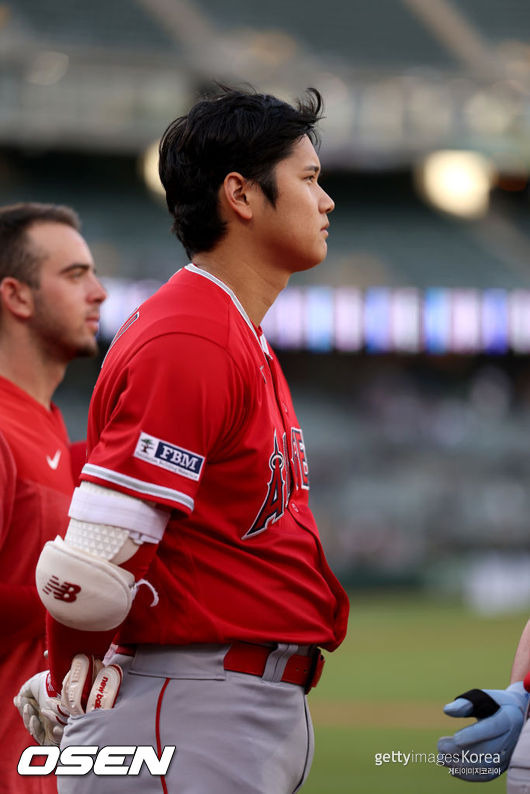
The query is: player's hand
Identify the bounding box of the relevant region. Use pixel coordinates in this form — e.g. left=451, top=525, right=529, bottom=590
left=13, top=671, right=68, bottom=746
left=438, top=682, right=528, bottom=781
left=61, top=653, right=123, bottom=716
left=14, top=655, right=123, bottom=746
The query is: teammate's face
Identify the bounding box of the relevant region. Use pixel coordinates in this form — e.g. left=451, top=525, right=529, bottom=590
left=27, top=222, right=107, bottom=360
left=255, top=135, right=335, bottom=273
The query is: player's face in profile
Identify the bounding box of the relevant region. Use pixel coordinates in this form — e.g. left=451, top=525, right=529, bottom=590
left=27, top=222, right=107, bottom=360
left=256, top=135, right=335, bottom=273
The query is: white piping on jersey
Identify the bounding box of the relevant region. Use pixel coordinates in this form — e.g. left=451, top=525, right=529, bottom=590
left=81, top=463, right=194, bottom=512
left=185, top=263, right=271, bottom=359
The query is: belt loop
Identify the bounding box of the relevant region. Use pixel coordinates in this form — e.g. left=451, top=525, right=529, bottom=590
left=262, top=644, right=299, bottom=683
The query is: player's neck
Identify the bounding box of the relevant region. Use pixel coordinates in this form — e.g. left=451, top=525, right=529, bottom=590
left=193, top=247, right=290, bottom=327
left=0, top=334, right=66, bottom=409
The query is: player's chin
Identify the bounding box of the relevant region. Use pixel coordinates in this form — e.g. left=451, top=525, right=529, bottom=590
left=295, top=245, right=328, bottom=272
left=74, top=336, right=100, bottom=358
left=308, top=244, right=328, bottom=268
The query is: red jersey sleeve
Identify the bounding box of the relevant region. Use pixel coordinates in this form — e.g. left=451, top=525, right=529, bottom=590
left=82, top=333, right=245, bottom=513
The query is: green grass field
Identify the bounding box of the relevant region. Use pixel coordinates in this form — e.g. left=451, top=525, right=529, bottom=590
left=303, top=594, right=528, bottom=793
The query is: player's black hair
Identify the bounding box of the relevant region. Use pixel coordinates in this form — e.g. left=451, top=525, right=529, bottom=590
left=159, top=85, right=324, bottom=258
left=0, top=202, right=80, bottom=288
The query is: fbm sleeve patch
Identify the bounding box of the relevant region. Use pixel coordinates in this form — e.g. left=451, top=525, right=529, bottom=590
left=134, top=432, right=205, bottom=481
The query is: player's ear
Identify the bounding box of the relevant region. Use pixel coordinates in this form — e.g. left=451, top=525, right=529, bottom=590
left=0, top=277, right=35, bottom=320
left=221, top=172, right=254, bottom=221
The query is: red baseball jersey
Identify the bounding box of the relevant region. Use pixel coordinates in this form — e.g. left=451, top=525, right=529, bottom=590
left=0, top=376, right=75, bottom=793
left=82, top=265, right=349, bottom=650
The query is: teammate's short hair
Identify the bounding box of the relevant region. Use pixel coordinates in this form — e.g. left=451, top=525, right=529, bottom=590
left=159, top=85, right=324, bottom=258
left=0, top=202, right=80, bottom=288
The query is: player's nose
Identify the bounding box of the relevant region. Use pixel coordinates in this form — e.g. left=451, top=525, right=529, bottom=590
left=320, top=187, right=335, bottom=214
left=88, top=274, right=107, bottom=305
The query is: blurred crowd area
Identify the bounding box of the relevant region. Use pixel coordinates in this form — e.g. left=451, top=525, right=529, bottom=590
left=3, top=0, right=530, bottom=607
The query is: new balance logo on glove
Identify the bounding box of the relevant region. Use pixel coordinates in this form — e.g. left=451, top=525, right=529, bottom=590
left=42, top=576, right=81, bottom=602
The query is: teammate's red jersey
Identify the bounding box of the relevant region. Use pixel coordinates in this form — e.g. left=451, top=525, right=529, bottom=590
left=0, top=376, right=75, bottom=793
left=82, top=265, right=349, bottom=650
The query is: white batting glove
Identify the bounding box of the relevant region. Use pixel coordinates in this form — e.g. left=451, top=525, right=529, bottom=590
left=13, top=671, right=68, bottom=746
left=61, top=653, right=123, bottom=716
left=14, top=654, right=123, bottom=746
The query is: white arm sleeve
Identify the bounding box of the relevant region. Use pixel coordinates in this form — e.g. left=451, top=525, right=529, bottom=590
left=65, top=481, right=171, bottom=563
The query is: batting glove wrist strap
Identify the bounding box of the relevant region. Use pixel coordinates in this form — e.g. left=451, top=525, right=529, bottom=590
left=438, top=681, right=528, bottom=781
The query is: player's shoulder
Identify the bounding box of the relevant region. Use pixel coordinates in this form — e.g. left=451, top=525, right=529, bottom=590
left=120, top=267, right=232, bottom=351
left=0, top=377, right=33, bottom=437
left=107, top=265, right=265, bottom=369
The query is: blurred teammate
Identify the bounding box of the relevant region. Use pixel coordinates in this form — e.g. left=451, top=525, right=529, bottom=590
left=19, top=87, right=349, bottom=792
left=0, top=203, right=106, bottom=792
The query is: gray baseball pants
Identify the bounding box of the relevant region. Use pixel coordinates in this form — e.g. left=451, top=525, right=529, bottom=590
left=508, top=716, right=530, bottom=793
left=57, top=643, right=315, bottom=794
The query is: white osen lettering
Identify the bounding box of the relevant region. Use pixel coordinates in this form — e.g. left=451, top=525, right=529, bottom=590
left=18, top=746, right=61, bottom=776
left=18, top=745, right=176, bottom=776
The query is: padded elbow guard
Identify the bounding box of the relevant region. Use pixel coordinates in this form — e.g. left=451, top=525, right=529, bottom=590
left=36, top=536, right=136, bottom=631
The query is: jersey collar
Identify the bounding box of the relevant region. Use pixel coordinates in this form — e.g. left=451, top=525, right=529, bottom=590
left=185, top=263, right=271, bottom=359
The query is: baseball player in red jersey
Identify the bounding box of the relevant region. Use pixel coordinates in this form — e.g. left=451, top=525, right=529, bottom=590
left=0, top=203, right=106, bottom=792
left=18, top=88, right=349, bottom=793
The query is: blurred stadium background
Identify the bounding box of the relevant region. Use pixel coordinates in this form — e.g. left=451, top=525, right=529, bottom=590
left=3, top=1, right=530, bottom=789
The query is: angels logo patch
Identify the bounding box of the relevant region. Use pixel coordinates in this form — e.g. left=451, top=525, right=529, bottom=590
left=244, top=431, right=286, bottom=538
